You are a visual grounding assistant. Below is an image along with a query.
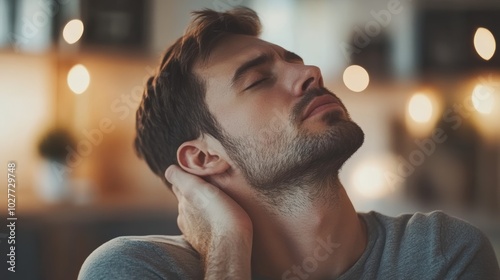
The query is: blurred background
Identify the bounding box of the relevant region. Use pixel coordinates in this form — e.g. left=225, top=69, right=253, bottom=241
left=0, top=0, right=499, bottom=279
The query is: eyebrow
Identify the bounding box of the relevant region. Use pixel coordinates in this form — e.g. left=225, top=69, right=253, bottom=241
left=231, top=53, right=272, bottom=86
left=231, top=50, right=304, bottom=87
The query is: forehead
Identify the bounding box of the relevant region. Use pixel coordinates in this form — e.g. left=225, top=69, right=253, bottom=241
left=195, top=34, right=281, bottom=78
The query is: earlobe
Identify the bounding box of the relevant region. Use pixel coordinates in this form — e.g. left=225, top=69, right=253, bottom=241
left=177, top=141, right=229, bottom=176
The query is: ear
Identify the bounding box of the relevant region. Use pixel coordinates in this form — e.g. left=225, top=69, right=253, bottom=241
left=177, top=139, right=230, bottom=176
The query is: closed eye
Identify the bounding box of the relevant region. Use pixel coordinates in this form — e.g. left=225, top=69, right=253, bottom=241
left=244, top=77, right=270, bottom=91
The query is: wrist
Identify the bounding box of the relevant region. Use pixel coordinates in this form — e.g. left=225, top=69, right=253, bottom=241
left=203, top=233, right=253, bottom=280
left=207, top=230, right=253, bottom=258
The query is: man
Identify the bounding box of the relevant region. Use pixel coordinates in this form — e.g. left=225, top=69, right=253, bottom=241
left=79, top=7, right=500, bottom=280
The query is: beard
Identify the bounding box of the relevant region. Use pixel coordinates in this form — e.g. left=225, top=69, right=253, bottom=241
left=219, top=87, right=364, bottom=200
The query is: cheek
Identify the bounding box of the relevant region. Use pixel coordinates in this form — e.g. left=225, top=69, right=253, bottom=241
left=218, top=105, right=271, bottom=139
left=206, top=84, right=293, bottom=140
left=222, top=102, right=292, bottom=142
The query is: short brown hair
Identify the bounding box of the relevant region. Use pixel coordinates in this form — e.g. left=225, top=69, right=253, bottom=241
left=134, top=7, right=262, bottom=186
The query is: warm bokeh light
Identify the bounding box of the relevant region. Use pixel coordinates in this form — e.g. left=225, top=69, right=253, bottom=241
left=3, top=3, right=500, bottom=279
left=343, top=65, right=370, bottom=92
left=472, top=84, right=495, bottom=115
left=352, top=160, right=389, bottom=199
left=67, top=64, right=90, bottom=94
left=473, top=27, right=496, bottom=61
left=408, top=93, right=433, bottom=123
left=63, top=19, right=84, bottom=44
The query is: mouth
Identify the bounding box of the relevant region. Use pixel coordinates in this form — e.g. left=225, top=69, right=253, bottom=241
left=301, top=94, right=342, bottom=121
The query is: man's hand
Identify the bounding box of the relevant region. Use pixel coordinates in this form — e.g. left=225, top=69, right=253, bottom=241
left=165, top=165, right=253, bottom=280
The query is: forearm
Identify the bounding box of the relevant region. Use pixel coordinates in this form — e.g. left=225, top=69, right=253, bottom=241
left=203, top=235, right=253, bottom=280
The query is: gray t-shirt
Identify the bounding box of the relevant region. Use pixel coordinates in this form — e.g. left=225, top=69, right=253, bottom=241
left=78, top=211, right=500, bottom=279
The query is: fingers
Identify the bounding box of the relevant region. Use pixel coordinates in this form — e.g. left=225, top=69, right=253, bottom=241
left=165, top=165, right=220, bottom=207
left=166, top=165, right=207, bottom=196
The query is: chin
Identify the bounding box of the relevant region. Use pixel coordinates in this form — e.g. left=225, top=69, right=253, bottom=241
left=311, top=118, right=365, bottom=170
left=322, top=108, right=351, bottom=125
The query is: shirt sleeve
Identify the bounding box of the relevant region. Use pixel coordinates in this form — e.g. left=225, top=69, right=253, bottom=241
left=458, top=232, right=500, bottom=280
left=431, top=211, right=500, bottom=280
left=78, top=236, right=202, bottom=280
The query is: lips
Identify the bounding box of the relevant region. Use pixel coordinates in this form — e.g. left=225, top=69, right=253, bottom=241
left=302, top=94, right=341, bottom=121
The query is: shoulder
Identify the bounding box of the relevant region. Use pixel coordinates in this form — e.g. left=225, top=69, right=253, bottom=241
left=78, top=235, right=203, bottom=280
left=369, top=210, right=486, bottom=248
left=362, top=211, right=499, bottom=278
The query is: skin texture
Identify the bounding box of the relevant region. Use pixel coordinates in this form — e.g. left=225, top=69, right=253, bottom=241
left=165, top=34, right=367, bottom=279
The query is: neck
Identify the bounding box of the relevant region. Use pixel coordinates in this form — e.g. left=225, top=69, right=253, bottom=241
left=248, top=177, right=367, bottom=279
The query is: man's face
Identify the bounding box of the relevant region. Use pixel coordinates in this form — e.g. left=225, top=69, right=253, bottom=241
left=196, top=34, right=364, bottom=194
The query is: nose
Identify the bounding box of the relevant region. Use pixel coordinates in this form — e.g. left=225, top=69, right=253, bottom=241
left=289, top=64, right=324, bottom=97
